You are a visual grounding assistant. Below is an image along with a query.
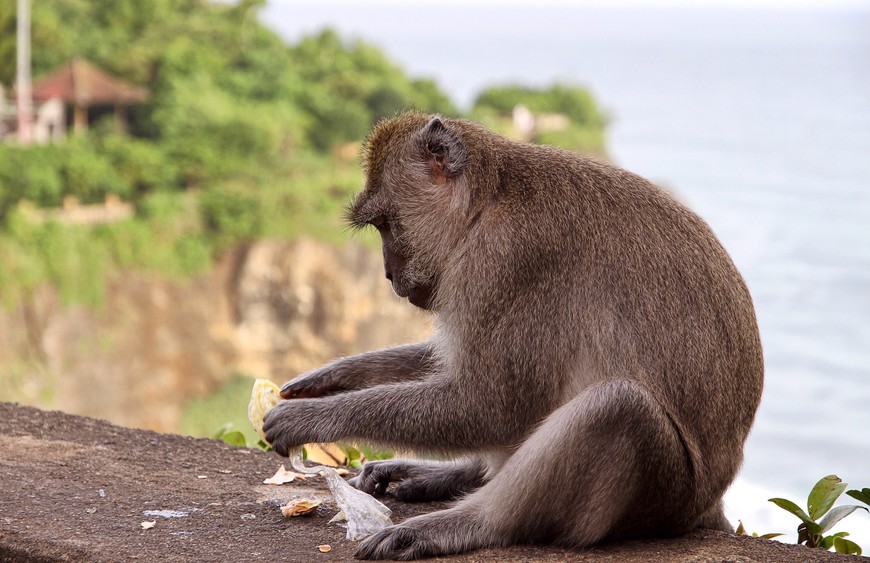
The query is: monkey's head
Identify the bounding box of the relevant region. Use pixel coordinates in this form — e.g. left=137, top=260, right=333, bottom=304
left=348, top=113, right=492, bottom=311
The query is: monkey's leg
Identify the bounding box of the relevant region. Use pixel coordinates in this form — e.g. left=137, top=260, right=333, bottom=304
left=355, top=380, right=697, bottom=560
left=350, top=457, right=487, bottom=502
left=280, top=342, right=433, bottom=398
left=695, top=500, right=733, bottom=533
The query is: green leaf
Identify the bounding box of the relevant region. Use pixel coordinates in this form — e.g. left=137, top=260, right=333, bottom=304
left=340, top=444, right=362, bottom=462
left=807, top=475, right=847, bottom=520
left=818, top=505, right=868, bottom=534
left=210, top=422, right=234, bottom=439
left=758, top=533, right=784, bottom=540
left=255, top=439, right=272, bottom=452
left=769, top=498, right=813, bottom=524
left=846, top=488, right=870, bottom=507
left=833, top=536, right=862, bottom=556
left=820, top=533, right=848, bottom=550
left=219, top=431, right=247, bottom=447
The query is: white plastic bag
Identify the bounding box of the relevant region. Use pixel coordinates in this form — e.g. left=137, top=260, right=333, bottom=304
left=290, top=453, right=392, bottom=540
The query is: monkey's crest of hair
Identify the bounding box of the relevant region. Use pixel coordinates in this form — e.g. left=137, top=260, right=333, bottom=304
left=359, top=113, right=436, bottom=189
left=350, top=112, right=495, bottom=230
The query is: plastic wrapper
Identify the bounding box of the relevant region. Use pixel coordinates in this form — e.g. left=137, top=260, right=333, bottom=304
left=290, top=452, right=393, bottom=540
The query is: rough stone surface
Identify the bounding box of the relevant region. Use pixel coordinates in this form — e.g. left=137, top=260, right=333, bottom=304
left=0, top=403, right=849, bottom=562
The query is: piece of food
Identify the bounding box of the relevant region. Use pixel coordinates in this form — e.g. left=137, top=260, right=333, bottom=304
left=263, top=464, right=308, bottom=485
left=317, top=545, right=332, bottom=553
left=304, top=443, right=348, bottom=467
left=248, top=379, right=282, bottom=439
left=140, top=521, right=156, bottom=530
left=280, top=498, right=321, bottom=517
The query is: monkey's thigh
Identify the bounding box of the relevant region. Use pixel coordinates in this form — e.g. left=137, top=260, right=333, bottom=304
left=477, top=379, right=695, bottom=546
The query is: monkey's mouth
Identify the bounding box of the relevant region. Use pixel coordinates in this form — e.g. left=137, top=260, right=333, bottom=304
left=404, top=284, right=434, bottom=310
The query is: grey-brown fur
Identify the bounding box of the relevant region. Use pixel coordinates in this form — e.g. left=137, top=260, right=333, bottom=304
left=263, top=113, right=764, bottom=560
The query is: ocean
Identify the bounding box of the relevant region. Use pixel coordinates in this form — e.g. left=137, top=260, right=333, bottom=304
left=262, top=1, right=870, bottom=543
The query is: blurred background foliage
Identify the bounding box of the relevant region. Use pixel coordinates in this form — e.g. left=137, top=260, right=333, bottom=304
left=0, top=0, right=607, bottom=309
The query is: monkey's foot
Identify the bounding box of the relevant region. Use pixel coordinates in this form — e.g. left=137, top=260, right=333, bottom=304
left=350, top=459, right=486, bottom=502
left=354, top=525, right=434, bottom=560
left=354, top=509, right=485, bottom=560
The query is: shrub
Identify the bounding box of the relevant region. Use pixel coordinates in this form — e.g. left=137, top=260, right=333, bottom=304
left=199, top=182, right=266, bottom=251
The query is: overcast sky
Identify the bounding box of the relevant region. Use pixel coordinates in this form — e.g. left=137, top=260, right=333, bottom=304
left=269, top=0, right=870, bottom=8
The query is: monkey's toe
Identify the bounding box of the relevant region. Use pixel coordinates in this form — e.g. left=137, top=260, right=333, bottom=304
left=354, top=526, right=431, bottom=560
left=351, top=460, right=411, bottom=496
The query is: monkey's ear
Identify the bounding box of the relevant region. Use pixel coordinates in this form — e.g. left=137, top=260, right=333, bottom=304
left=418, top=117, right=468, bottom=181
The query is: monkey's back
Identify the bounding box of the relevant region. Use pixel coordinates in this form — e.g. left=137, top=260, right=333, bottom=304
left=470, top=136, right=763, bottom=495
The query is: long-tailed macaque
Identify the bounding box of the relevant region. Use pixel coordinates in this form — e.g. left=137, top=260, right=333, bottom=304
left=263, top=113, right=764, bottom=560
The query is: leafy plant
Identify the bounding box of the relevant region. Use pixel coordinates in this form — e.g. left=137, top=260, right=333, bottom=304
left=210, top=422, right=271, bottom=451
left=734, top=520, right=783, bottom=540
left=847, top=488, right=870, bottom=508
left=769, top=475, right=867, bottom=555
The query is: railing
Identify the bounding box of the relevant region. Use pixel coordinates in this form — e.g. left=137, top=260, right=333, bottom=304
left=18, top=194, right=135, bottom=225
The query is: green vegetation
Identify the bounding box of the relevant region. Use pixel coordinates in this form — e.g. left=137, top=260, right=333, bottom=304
left=180, top=372, right=263, bottom=448
left=471, top=83, right=608, bottom=153
left=768, top=475, right=868, bottom=555
left=0, top=0, right=455, bottom=307
left=0, top=1, right=607, bottom=310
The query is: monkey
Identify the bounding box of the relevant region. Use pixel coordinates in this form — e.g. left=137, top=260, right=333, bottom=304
left=263, top=112, right=764, bottom=560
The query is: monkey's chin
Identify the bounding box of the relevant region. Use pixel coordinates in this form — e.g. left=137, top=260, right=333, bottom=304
left=399, top=284, right=434, bottom=310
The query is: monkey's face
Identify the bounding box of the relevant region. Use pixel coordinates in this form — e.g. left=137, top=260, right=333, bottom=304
left=349, top=180, right=439, bottom=310
left=348, top=114, right=475, bottom=311
left=376, top=218, right=436, bottom=310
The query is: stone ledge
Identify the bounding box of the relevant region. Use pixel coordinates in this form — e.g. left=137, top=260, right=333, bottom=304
left=0, top=403, right=846, bottom=562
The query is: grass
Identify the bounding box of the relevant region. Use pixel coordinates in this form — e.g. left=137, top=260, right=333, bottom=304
left=179, top=372, right=264, bottom=446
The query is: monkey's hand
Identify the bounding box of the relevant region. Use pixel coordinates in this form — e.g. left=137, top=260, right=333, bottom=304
left=280, top=343, right=434, bottom=399
left=280, top=365, right=349, bottom=399
left=262, top=399, right=339, bottom=456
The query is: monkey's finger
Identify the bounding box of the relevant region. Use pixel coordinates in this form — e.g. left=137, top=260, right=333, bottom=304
left=354, top=526, right=422, bottom=560
left=261, top=420, right=286, bottom=456
left=353, top=461, right=409, bottom=496
left=353, top=528, right=394, bottom=560
left=268, top=437, right=288, bottom=457
left=280, top=379, right=342, bottom=400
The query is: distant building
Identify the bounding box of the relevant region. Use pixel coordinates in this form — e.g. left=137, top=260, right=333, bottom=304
left=511, top=104, right=570, bottom=142
left=1, top=59, right=149, bottom=143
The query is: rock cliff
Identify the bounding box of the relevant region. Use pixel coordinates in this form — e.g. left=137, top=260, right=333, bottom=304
left=0, top=239, right=431, bottom=432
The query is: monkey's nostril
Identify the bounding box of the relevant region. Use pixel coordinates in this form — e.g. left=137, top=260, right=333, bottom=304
left=385, top=271, right=393, bottom=281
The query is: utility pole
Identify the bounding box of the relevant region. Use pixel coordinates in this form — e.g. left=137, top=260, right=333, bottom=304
left=16, top=0, right=33, bottom=145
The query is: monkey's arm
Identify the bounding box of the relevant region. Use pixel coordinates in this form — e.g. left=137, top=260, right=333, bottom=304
left=279, top=342, right=434, bottom=399
left=264, top=375, right=530, bottom=455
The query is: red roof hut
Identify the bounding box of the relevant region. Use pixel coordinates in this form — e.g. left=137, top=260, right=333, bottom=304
left=31, top=59, right=149, bottom=134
